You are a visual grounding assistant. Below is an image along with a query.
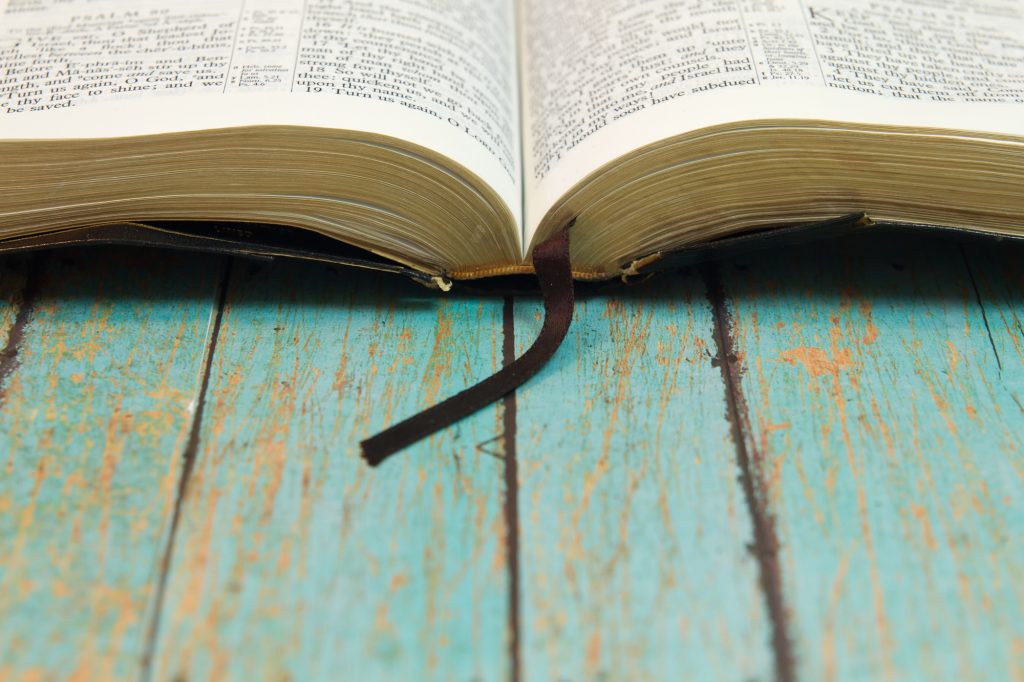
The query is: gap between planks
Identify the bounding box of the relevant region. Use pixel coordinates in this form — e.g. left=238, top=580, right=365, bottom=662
left=702, top=263, right=797, bottom=682
left=502, top=296, right=522, bottom=682
left=140, top=256, right=234, bottom=682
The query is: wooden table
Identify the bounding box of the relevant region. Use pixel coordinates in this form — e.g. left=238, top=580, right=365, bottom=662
left=0, top=228, right=1021, bottom=681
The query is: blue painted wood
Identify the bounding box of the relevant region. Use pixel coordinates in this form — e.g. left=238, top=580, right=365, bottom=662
left=150, top=260, right=510, bottom=682
left=513, top=273, right=773, bottom=680
left=0, top=248, right=223, bottom=681
left=720, top=232, right=1024, bottom=681
left=1, top=233, right=1021, bottom=682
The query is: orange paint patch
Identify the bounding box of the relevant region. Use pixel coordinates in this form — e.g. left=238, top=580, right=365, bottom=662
left=586, top=632, right=602, bottom=671
left=910, top=504, right=938, bottom=550
left=870, top=397, right=896, bottom=457
left=862, top=321, right=879, bottom=345
left=946, top=340, right=960, bottom=378
left=927, top=383, right=959, bottom=438
left=859, top=299, right=879, bottom=345
left=389, top=572, right=409, bottom=592
left=778, top=346, right=850, bottom=379
left=824, top=463, right=838, bottom=495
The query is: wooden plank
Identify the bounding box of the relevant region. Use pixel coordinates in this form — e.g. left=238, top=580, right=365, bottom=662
left=719, top=232, right=1024, bottom=681
left=0, top=248, right=225, bottom=682
left=151, top=260, right=510, bottom=681
left=513, top=274, right=773, bottom=681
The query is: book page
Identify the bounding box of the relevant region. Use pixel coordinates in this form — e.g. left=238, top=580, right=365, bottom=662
left=0, top=0, right=522, bottom=229
left=521, top=0, right=1024, bottom=243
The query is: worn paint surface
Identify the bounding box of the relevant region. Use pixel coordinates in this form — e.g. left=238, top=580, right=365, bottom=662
left=149, top=260, right=510, bottom=682
left=0, top=249, right=223, bottom=681
left=721, top=232, right=1024, bottom=681
left=0, top=232, right=1021, bottom=682
left=513, top=274, right=772, bottom=681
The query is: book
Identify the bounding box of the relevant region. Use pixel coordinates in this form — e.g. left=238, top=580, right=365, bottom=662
left=1, top=0, right=1023, bottom=288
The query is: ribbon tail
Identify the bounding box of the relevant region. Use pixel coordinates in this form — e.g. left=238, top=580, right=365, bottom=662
left=361, top=226, right=574, bottom=466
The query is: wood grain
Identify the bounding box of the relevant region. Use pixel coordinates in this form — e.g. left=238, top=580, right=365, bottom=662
left=0, top=248, right=224, bottom=682
left=719, top=232, right=1024, bottom=681
left=512, top=273, right=773, bottom=681
left=150, top=260, right=511, bottom=681
left=2, top=232, right=1021, bottom=681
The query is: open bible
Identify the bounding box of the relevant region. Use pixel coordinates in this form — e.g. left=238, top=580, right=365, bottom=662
left=1, top=0, right=1023, bottom=285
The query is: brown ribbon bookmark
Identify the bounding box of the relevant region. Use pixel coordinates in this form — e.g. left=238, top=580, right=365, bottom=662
left=361, top=225, right=574, bottom=466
